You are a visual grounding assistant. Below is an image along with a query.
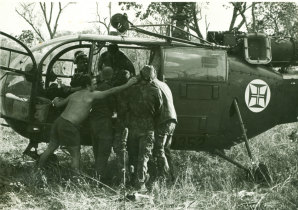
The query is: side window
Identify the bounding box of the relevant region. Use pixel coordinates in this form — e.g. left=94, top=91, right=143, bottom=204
left=0, top=32, right=37, bottom=121
left=1, top=73, right=32, bottom=121
left=163, top=47, right=227, bottom=82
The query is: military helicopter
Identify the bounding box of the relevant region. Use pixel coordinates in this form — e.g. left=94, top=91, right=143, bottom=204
left=0, top=13, right=297, bottom=180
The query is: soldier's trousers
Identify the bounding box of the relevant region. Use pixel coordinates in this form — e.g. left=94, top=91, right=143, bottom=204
left=127, top=129, right=154, bottom=186
left=153, top=121, right=176, bottom=181
left=89, top=117, right=113, bottom=179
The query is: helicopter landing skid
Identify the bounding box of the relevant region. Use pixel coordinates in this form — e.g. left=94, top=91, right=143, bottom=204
left=213, top=149, right=272, bottom=183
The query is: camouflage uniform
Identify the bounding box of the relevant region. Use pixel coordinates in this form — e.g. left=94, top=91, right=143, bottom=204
left=152, top=78, right=177, bottom=181
left=127, top=82, right=163, bottom=188
left=89, top=81, right=115, bottom=180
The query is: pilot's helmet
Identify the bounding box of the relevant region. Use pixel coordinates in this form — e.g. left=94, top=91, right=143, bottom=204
left=74, top=51, right=88, bottom=64
left=140, top=65, right=156, bottom=82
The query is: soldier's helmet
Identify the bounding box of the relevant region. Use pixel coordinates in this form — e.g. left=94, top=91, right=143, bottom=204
left=140, top=65, right=157, bottom=82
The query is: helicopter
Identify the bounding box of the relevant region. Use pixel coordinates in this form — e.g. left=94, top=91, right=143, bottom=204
left=0, top=13, right=297, bottom=180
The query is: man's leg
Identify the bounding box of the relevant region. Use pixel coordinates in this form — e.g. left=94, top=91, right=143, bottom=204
left=154, top=125, right=170, bottom=180
left=89, top=119, right=100, bottom=174
left=164, top=135, right=174, bottom=182
left=38, top=141, right=59, bottom=168
left=94, top=119, right=113, bottom=180
left=59, top=118, right=82, bottom=173
left=126, top=130, right=139, bottom=186
left=38, top=119, right=60, bottom=168
left=153, top=122, right=176, bottom=181
left=136, top=131, right=154, bottom=190
left=67, top=145, right=81, bottom=172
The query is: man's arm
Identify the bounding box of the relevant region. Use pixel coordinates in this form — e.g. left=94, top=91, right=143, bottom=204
left=52, top=96, right=70, bottom=108
left=92, top=77, right=137, bottom=100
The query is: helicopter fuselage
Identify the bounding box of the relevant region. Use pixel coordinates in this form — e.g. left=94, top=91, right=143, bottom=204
left=1, top=32, right=298, bottom=153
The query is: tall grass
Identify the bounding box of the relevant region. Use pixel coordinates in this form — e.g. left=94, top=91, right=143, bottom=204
left=0, top=122, right=298, bottom=209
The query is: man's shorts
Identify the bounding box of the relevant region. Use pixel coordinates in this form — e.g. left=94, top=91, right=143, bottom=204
left=50, top=117, right=80, bottom=146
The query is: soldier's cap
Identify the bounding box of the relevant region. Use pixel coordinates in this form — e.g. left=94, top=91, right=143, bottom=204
left=102, top=66, right=114, bottom=80
left=140, top=65, right=156, bottom=81
left=74, top=51, right=88, bottom=64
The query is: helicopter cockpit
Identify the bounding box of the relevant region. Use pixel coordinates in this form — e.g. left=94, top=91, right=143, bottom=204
left=0, top=32, right=167, bottom=140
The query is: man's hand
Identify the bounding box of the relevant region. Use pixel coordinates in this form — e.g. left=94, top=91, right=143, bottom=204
left=126, top=77, right=138, bottom=87
left=52, top=97, right=62, bottom=107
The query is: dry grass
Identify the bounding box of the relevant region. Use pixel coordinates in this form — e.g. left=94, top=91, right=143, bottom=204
left=1, top=122, right=298, bottom=209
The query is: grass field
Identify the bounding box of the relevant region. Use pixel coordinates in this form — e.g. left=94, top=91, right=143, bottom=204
left=0, top=122, right=298, bottom=210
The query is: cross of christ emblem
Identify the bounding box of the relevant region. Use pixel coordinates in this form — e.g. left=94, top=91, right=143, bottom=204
left=245, top=79, right=271, bottom=113
left=248, top=83, right=268, bottom=108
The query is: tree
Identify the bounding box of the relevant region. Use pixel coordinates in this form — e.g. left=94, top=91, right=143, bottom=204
left=15, top=2, right=73, bottom=40
left=119, top=2, right=206, bottom=38
left=252, top=2, right=298, bottom=37
left=15, top=30, right=35, bottom=48
left=228, top=2, right=252, bottom=32
left=94, top=2, right=112, bottom=34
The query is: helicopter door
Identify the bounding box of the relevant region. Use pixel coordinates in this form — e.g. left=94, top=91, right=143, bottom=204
left=0, top=31, right=38, bottom=122
left=162, top=47, right=228, bottom=137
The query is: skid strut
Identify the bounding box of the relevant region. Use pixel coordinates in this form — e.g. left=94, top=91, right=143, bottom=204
left=213, top=149, right=250, bottom=173
left=213, top=99, right=272, bottom=183
left=233, top=99, right=253, bottom=161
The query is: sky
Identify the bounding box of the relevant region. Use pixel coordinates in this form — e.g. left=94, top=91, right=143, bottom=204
left=0, top=1, right=237, bottom=39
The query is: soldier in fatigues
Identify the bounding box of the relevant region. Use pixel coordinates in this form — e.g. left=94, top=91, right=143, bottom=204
left=127, top=65, right=163, bottom=191
left=89, top=67, right=115, bottom=181
left=151, top=66, right=177, bottom=182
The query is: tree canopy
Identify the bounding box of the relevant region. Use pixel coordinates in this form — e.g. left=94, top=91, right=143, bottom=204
left=120, top=2, right=298, bottom=39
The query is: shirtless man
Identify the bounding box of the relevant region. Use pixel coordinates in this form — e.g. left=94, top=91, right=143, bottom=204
left=38, top=75, right=137, bottom=172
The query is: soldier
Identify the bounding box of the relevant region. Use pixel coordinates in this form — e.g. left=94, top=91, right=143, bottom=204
left=127, top=65, right=163, bottom=191
left=89, top=66, right=115, bottom=181
left=70, top=51, right=89, bottom=87
left=38, top=75, right=137, bottom=172
left=150, top=66, right=177, bottom=182
left=97, top=44, right=136, bottom=84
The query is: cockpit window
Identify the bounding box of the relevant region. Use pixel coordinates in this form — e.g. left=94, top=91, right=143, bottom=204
left=163, top=47, right=227, bottom=81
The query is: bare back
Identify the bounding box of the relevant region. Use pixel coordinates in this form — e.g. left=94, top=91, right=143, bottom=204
left=61, top=90, right=94, bottom=125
